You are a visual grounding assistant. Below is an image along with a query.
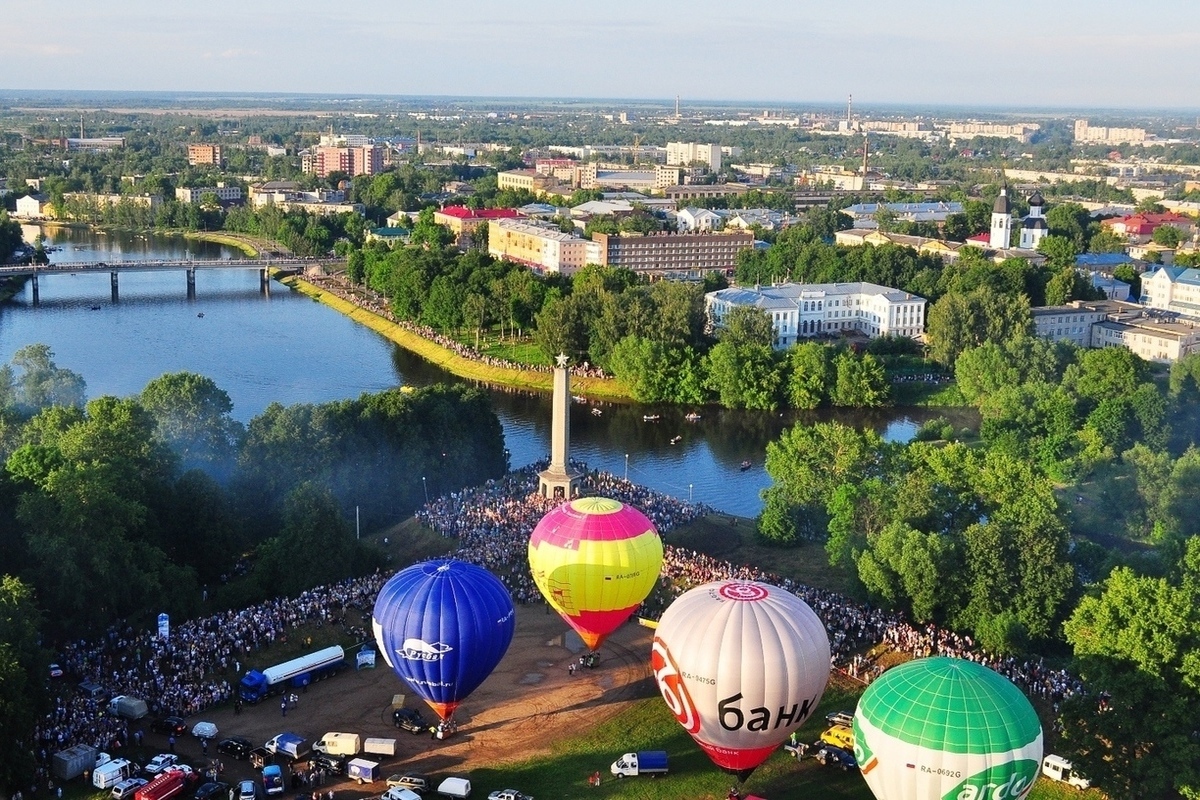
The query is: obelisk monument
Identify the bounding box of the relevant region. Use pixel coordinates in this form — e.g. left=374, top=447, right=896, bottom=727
left=538, top=353, right=583, bottom=499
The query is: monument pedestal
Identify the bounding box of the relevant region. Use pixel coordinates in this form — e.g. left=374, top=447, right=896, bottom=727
left=538, top=466, right=583, bottom=499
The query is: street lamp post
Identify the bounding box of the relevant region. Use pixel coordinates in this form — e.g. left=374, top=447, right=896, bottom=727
left=689, top=484, right=693, bottom=503
left=624, top=453, right=629, bottom=482
left=422, top=476, right=428, bottom=504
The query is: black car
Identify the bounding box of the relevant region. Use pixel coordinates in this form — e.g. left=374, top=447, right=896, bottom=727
left=194, top=782, right=231, bottom=800
left=393, top=708, right=428, bottom=735
left=309, top=754, right=344, bottom=776
left=217, top=737, right=253, bottom=760
left=152, top=716, right=187, bottom=735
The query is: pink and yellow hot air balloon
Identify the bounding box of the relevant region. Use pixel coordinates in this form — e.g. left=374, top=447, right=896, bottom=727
left=528, top=496, right=663, bottom=650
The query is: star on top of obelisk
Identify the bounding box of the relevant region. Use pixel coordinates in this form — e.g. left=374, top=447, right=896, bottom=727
left=555, top=353, right=569, bottom=368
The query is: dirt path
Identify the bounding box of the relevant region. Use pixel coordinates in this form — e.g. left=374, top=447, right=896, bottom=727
left=163, top=608, right=653, bottom=794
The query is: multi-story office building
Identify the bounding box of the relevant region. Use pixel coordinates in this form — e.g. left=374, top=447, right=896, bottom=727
left=706, top=282, right=926, bottom=348
left=488, top=219, right=600, bottom=275
left=175, top=185, right=243, bottom=204
left=590, top=230, right=752, bottom=277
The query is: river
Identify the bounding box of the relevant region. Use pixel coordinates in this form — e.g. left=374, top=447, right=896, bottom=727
left=0, top=226, right=968, bottom=517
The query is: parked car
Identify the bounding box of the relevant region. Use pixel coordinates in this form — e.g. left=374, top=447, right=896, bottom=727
left=308, top=753, right=344, bottom=776
left=380, top=789, right=421, bottom=800
left=112, top=779, right=148, bottom=800
left=237, top=780, right=257, bottom=800
left=144, top=754, right=180, bottom=776
left=217, top=738, right=253, bottom=760
left=152, top=717, right=187, bottom=736
left=392, top=708, right=428, bottom=735
left=386, top=774, right=428, bottom=793
left=49, top=663, right=64, bottom=679
left=193, top=782, right=231, bottom=800
left=487, top=791, right=532, bottom=800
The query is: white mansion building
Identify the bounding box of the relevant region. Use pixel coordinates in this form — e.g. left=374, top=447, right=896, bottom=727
left=705, top=282, right=927, bottom=349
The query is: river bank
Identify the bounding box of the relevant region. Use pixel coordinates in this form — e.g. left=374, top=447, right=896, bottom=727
left=279, top=272, right=633, bottom=400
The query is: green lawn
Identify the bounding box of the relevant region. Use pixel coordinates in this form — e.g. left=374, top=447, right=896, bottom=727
left=473, top=685, right=1107, bottom=800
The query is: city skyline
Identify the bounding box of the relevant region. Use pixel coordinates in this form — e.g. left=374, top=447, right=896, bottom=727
left=6, top=0, right=1200, bottom=110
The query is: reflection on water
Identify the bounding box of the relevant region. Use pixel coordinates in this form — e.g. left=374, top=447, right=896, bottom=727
left=0, top=226, right=973, bottom=517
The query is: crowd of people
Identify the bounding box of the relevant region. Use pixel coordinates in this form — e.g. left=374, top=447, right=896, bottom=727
left=35, top=574, right=390, bottom=757
left=35, top=464, right=1082, bottom=765
left=301, top=270, right=607, bottom=379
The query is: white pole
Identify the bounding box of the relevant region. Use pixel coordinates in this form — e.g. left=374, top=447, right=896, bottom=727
left=356, top=505, right=360, bottom=540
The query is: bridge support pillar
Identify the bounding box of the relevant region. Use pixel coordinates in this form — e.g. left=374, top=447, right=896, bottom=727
left=186, top=268, right=196, bottom=299
left=260, top=268, right=271, bottom=296
left=31, top=274, right=39, bottom=306
left=110, top=271, right=119, bottom=303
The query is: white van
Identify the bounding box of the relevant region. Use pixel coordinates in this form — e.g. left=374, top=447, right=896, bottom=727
left=436, top=777, right=471, bottom=799
left=312, top=732, right=361, bottom=757
left=93, top=759, right=134, bottom=789
left=1042, top=754, right=1091, bottom=790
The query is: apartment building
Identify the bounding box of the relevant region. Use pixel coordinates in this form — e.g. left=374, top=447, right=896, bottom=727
left=947, top=122, right=1040, bottom=143
left=302, top=145, right=384, bottom=178
left=590, top=230, right=752, bottom=277
left=666, top=142, right=722, bottom=171
left=487, top=219, right=600, bottom=275
left=1033, top=299, right=1200, bottom=362
left=187, top=144, right=224, bottom=166
left=1074, top=120, right=1147, bottom=145
left=705, top=281, right=927, bottom=348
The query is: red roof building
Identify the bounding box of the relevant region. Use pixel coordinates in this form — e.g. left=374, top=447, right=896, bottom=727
left=433, top=205, right=520, bottom=246
left=1102, top=212, right=1193, bottom=240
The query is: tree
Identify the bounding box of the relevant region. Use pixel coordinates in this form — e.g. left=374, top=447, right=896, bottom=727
left=830, top=351, right=890, bottom=407
left=785, top=342, right=833, bottom=409
left=1060, top=539, right=1200, bottom=798
left=251, top=482, right=375, bottom=597
left=1045, top=202, right=1090, bottom=249
left=409, top=207, right=453, bottom=249
left=140, top=373, right=243, bottom=477
left=856, top=521, right=956, bottom=622
left=702, top=341, right=782, bottom=410
left=6, top=345, right=87, bottom=414
left=926, top=287, right=1031, bottom=366
left=720, top=306, right=775, bottom=348
left=1152, top=224, right=1183, bottom=248
left=0, top=575, right=45, bottom=792
left=1037, top=234, right=1079, bottom=269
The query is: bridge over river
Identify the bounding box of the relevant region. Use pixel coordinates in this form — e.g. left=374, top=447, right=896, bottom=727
left=0, top=257, right=330, bottom=303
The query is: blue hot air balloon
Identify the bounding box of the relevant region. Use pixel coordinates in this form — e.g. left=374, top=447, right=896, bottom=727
left=372, top=559, right=516, bottom=722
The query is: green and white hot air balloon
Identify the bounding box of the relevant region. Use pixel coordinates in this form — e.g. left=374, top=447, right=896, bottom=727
left=853, top=657, right=1043, bottom=800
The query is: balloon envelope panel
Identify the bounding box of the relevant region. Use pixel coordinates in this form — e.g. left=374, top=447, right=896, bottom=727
left=652, top=581, right=831, bottom=774
left=853, top=657, right=1043, bottom=800
left=373, top=559, right=515, bottom=721
left=529, top=497, right=663, bottom=649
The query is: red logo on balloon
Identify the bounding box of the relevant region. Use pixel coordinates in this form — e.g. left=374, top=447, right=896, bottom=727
left=718, top=582, right=769, bottom=602
left=651, top=637, right=701, bottom=734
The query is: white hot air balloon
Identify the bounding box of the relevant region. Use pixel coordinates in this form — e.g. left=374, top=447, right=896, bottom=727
left=652, top=580, right=831, bottom=781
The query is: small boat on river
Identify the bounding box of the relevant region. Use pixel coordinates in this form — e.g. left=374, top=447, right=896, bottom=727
left=739, top=460, right=752, bottom=472
left=670, top=435, right=682, bottom=445
left=643, top=414, right=660, bottom=422
left=591, top=407, right=602, bottom=417
left=684, top=412, right=701, bottom=422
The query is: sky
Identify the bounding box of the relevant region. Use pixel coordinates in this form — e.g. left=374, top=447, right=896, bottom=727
left=6, top=0, right=1200, bottom=110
